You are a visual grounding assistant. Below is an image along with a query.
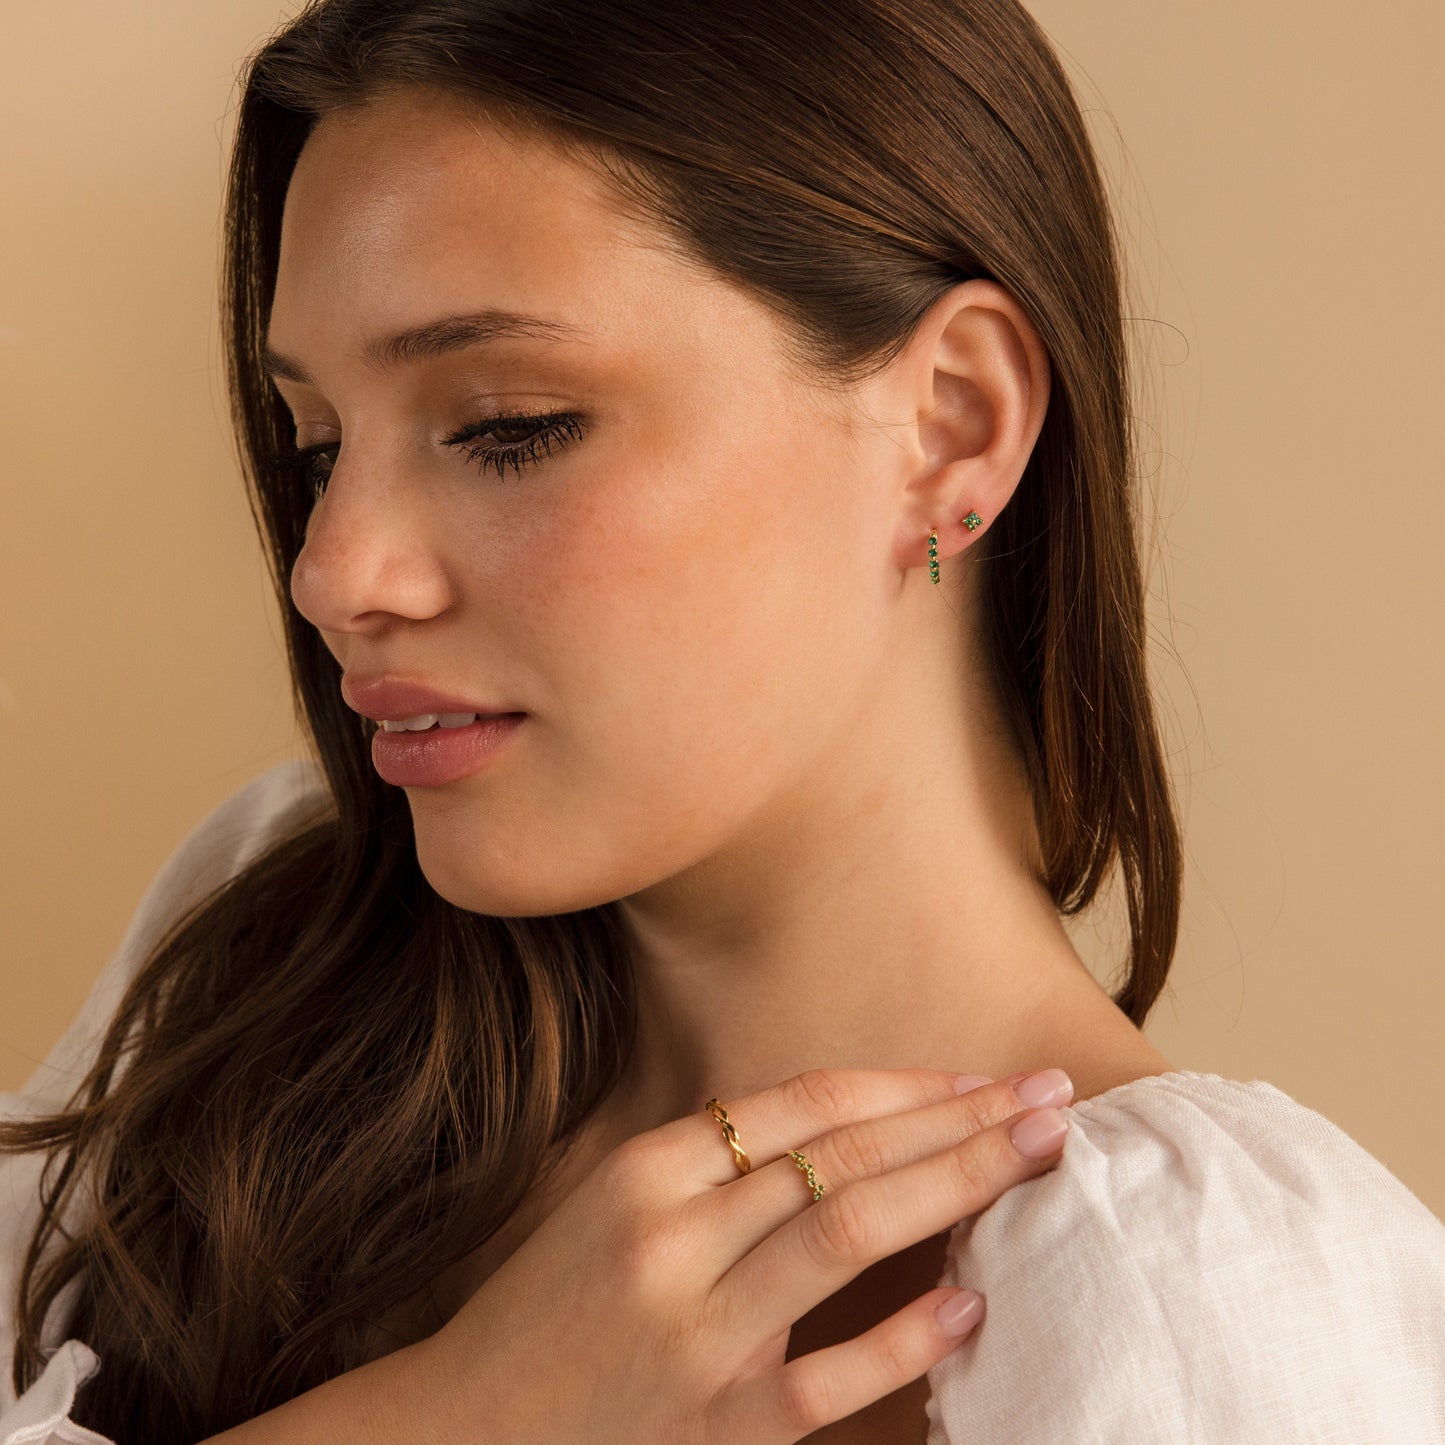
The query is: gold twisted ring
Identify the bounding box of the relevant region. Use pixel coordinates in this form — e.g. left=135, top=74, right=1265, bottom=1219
left=705, top=1098, right=827, bottom=1204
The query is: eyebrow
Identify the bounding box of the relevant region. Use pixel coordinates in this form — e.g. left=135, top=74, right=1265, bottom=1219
left=261, top=308, right=591, bottom=385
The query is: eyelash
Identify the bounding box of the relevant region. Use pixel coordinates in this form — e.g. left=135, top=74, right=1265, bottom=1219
left=260, top=410, right=585, bottom=495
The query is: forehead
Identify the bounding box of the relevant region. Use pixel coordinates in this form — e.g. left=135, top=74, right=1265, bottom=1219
left=268, top=89, right=703, bottom=358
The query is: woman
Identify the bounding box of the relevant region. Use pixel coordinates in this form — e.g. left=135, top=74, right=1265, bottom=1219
left=3, top=0, right=1442, bottom=1440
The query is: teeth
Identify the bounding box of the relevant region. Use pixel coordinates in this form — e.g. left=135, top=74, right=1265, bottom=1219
left=381, top=713, right=443, bottom=732
left=380, top=712, right=481, bottom=732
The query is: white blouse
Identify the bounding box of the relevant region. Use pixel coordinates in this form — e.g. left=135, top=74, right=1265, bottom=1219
left=3, top=761, right=1444, bottom=1442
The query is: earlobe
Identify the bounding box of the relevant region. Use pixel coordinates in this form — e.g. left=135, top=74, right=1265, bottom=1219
left=926, top=509, right=984, bottom=583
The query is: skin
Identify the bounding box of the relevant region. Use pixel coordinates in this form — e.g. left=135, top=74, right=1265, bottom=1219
left=274, top=85, right=1172, bottom=1436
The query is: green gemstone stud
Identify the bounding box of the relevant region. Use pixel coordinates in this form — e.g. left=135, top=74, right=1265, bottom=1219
left=964, top=510, right=982, bottom=532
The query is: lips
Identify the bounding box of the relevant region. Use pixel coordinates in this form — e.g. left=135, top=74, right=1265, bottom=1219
left=369, top=711, right=526, bottom=787
left=341, top=674, right=524, bottom=724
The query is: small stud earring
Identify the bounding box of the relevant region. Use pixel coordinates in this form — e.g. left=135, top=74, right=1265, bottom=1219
left=964, top=509, right=982, bottom=532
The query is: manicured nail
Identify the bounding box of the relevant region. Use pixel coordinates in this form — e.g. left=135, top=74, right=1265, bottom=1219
left=935, top=1289, right=986, bottom=1339
left=1010, top=1107, right=1069, bottom=1158
left=1013, top=1068, right=1073, bottom=1109
left=952, top=1074, right=994, bottom=1094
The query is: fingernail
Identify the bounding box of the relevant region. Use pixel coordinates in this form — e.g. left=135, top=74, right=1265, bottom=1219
left=935, top=1289, right=986, bottom=1339
left=1014, top=1068, right=1073, bottom=1109
left=1010, top=1107, right=1069, bottom=1158
left=952, top=1074, right=994, bottom=1094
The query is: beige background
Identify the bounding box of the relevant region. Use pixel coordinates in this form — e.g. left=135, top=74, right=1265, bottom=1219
left=3, top=3, right=1441, bottom=1219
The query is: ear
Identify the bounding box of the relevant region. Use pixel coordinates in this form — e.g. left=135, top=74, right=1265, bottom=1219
left=889, top=279, right=1051, bottom=580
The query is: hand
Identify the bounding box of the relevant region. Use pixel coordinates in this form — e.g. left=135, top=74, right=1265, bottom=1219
left=420, top=1065, right=1073, bottom=1443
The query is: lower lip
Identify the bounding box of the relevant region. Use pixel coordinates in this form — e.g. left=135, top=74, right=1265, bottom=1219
left=370, top=714, right=526, bottom=787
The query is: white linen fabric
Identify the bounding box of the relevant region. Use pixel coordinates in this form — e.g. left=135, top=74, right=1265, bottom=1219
left=924, top=1071, right=1445, bottom=1442
left=3, top=760, right=1443, bottom=1442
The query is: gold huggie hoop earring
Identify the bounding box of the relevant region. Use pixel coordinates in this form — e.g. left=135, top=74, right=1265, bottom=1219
left=930, top=512, right=983, bottom=585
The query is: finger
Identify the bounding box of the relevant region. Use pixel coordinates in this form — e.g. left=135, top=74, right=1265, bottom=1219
left=716, top=1285, right=987, bottom=1444
left=720, top=1104, right=1067, bottom=1340
left=678, top=1067, right=998, bottom=1190
left=694, top=1071, right=1070, bottom=1271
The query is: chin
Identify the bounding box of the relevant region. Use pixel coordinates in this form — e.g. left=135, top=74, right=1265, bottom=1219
left=413, top=847, right=607, bottom=920
left=418, top=859, right=540, bottom=917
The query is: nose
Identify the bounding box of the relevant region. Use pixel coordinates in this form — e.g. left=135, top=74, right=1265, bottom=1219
left=288, top=453, right=452, bottom=635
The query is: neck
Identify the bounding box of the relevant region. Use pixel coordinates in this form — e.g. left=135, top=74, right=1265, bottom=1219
left=604, top=683, right=1168, bottom=1138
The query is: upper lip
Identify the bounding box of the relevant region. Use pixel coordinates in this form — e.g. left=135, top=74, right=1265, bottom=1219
left=341, top=675, right=525, bottom=722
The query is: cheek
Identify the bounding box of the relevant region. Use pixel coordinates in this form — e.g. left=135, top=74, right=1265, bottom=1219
left=529, top=436, right=866, bottom=803
left=413, top=425, right=881, bottom=912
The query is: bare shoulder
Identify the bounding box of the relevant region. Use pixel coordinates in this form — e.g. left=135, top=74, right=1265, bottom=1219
left=1023, top=995, right=1176, bottom=1106
left=1063, top=1044, right=1174, bottom=1105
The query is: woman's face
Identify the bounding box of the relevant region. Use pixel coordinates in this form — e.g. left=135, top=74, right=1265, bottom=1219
left=273, top=89, right=926, bottom=915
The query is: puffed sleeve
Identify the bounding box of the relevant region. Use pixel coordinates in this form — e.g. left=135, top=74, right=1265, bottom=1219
left=924, top=1070, right=1445, bottom=1443
left=0, top=759, right=327, bottom=1444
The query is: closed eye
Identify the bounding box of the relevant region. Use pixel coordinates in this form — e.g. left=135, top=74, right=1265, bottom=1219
left=260, top=409, right=586, bottom=496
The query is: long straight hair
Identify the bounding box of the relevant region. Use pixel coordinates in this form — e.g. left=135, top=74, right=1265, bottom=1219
left=2, top=1, right=1182, bottom=1436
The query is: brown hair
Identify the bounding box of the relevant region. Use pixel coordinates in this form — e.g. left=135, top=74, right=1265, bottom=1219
left=2, top=0, right=1182, bottom=1435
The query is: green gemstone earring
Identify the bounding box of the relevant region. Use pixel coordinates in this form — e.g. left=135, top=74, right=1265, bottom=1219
left=929, top=511, right=983, bottom=584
